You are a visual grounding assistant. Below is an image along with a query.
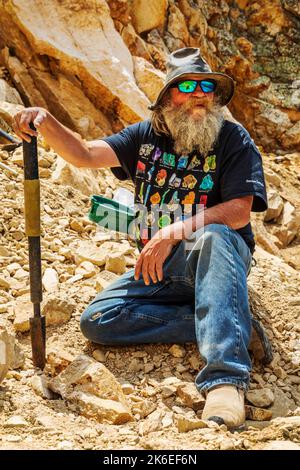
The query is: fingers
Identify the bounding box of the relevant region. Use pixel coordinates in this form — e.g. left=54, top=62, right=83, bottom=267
left=155, top=259, right=164, bottom=282
left=12, top=108, right=43, bottom=142
left=148, top=257, right=158, bottom=284
left=134, top=256, right=142, bottom=281
left=33, top=110, right=47, bottom=128
left=135, top=252, right=161, bottom=285
left=141, top=257, right=151, bottom=286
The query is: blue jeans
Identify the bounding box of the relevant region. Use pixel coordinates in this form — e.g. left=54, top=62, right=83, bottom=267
left=80, top=224, right=253, bottom=393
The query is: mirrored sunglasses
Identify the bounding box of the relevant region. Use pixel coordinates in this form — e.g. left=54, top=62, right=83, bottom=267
left=170, top=79, right=217, bottom=94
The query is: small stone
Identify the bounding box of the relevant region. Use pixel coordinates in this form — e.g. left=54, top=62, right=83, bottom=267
left=245, top=405, right=272, bottom=421
left=0, top=303, right=9, bottom=313
left=46, top=341, right=75, bottom=376
left=161, top=385, right=176, bottom=398
left=273, top=366, right=287, bottom=380
left=263, top=440, right=300, bottom=450
left=10, top=341, right=25, bottom=370
left=252, top=373, right=265, bottom=387
left=176, top=383, right=205, bottom=411
left=220, top=438, right=235, bottom=450
left=288, top=375, right=300, bottom=385
left=144, top=363, right=154, bottom=374
left=268, top=374, right=277, bottom=383
left=42, top=295, right=75, bottom=326
left=188, top=354, right=201, bottom=370
left=128, top=358, right=144, bottom=373
left=57, top=440, right=74, bottom=450
left=0, top=327, right=15, bottom=383
left=0, top=276, right=11, bottom=289
left=176, top=416, right=208, bottom=433
left=40, top=168, right=51, bottom=178
left=70, top=219, right=84, bottom=233
left=75, top=261, right=97, bottom=279
left=246, top=389, right=275, bottom=408
left=11, top=153, right=24, bottom=167
left=269, top=387, right=296, bottom=418
left=92, top=349, right=106, bottom=362
left=29, top=375, right=56, bottom=399
left=138, top=410, right=165, bottom=435
left=121, top=383, right=135, bottom=395
left=287, top=297, right=300, bottom=306
left=0, top=246, right=10, bottom=256
left=13, top=298, right=32, bottom=332
left=264, top=190, right=284, bottom=222
left=5, top=435, right=22, bottom=443
left=42, top=268, right=59, bottom=292
left=4, top=416, right=29, bottom=428
left=35, top=414, right=55, bottom=428
left=65, top=274, right=83, bottom=284
left=105, top=253, right=126, bottom=275
left=169, top=344, right=185, bottom=358
left=94, top=270, right=119, bottom=291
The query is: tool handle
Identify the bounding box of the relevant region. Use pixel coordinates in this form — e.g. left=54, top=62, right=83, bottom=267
left=23, top=125, right=40, bottom=237
left=0, top=127, right=21, bottom=144
left=28, top=237, right=43, bottom=306
left=23, top=124, right=38, bottom=179
left=23, top=126, right=42, bottom=306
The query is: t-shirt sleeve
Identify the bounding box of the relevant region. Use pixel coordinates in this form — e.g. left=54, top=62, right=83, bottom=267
left=220, top=124, right=268, bottom=212
left=101, top=122, right=142, bottom=181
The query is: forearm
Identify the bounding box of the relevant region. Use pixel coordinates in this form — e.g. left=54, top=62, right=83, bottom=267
left=38, top=110, right=90, bottom=167
left=183, top=197, right=252, bottom=239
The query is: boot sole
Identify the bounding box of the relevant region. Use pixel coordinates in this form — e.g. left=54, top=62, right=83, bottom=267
left=208, top=416, right=246, bottom=433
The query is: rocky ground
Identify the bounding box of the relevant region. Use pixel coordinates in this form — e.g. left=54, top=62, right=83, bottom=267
left=0, top=139, right=299, bottom=450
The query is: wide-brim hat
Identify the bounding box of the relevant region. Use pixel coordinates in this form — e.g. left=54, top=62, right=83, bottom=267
left=148, top=47, right=235, bottom=110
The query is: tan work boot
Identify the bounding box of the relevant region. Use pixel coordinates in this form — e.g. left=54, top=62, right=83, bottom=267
left=201, top=385, right=245, bottom=429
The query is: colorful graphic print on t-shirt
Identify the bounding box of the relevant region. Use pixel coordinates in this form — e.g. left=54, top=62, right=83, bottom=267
left=134, top=145, right=217, bottom=249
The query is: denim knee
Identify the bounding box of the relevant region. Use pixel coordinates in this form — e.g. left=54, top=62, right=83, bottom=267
left=80, top=301, right=113, bottom=344
left=203, top=223, right=230, bottom=238
left=189, top=223, right=229, bottom=252
left=80, top=306, right=99, bottom=342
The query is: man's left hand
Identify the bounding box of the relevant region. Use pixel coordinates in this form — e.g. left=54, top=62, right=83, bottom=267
left=134, top=220, right=186, bottom=285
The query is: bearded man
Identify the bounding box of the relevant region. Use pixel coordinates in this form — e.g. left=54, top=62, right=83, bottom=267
left=13, top=48, right=268, bottom=429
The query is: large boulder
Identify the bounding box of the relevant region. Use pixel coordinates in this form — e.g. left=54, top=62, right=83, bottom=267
left=48, top=355, right=133, bottom=424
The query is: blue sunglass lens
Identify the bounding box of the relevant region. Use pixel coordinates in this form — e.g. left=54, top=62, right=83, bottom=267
left=177, top=80, right=216, bottom=93
left=200, top=80, right=216, bottom=93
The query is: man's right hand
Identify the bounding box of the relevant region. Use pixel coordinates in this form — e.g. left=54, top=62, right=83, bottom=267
left=12, top=107, right=48, bottom=143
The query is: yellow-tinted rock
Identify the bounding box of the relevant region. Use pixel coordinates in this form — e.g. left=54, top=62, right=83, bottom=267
left=105, top=253, right=126, bottom=274
left=48, top=355, right=133, bottom=424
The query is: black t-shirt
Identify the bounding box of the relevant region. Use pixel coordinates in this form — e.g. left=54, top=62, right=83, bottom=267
left=102, top=119, right=268, bottom=254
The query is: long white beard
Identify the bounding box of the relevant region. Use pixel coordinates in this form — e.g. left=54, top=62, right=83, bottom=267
left=161, top=99, right=224, bottom=156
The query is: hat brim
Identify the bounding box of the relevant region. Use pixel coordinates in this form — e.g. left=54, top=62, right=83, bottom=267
left=148, top=72, right=235, bottom=110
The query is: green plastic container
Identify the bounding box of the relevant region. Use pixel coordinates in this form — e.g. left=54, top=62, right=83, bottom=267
left=88, top=195, right=135, bottom=234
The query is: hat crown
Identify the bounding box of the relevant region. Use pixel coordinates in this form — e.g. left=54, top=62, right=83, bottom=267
left=148, top=47, right=235, bottom=110
left=166, top=47, right=212, bottom=81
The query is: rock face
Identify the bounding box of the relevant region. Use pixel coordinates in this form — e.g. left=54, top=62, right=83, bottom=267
left=48, top=355, right=133, bottom=424
left=0, top=0, right=150, bottom=140
left=0, top=0, right=299, bottom=152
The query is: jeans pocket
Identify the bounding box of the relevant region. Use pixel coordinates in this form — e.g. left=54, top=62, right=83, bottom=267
left=148, top=278, right=172, bottom=296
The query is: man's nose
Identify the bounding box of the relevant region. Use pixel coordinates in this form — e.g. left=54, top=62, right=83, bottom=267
left=191, top=83, right=206, bottom=96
